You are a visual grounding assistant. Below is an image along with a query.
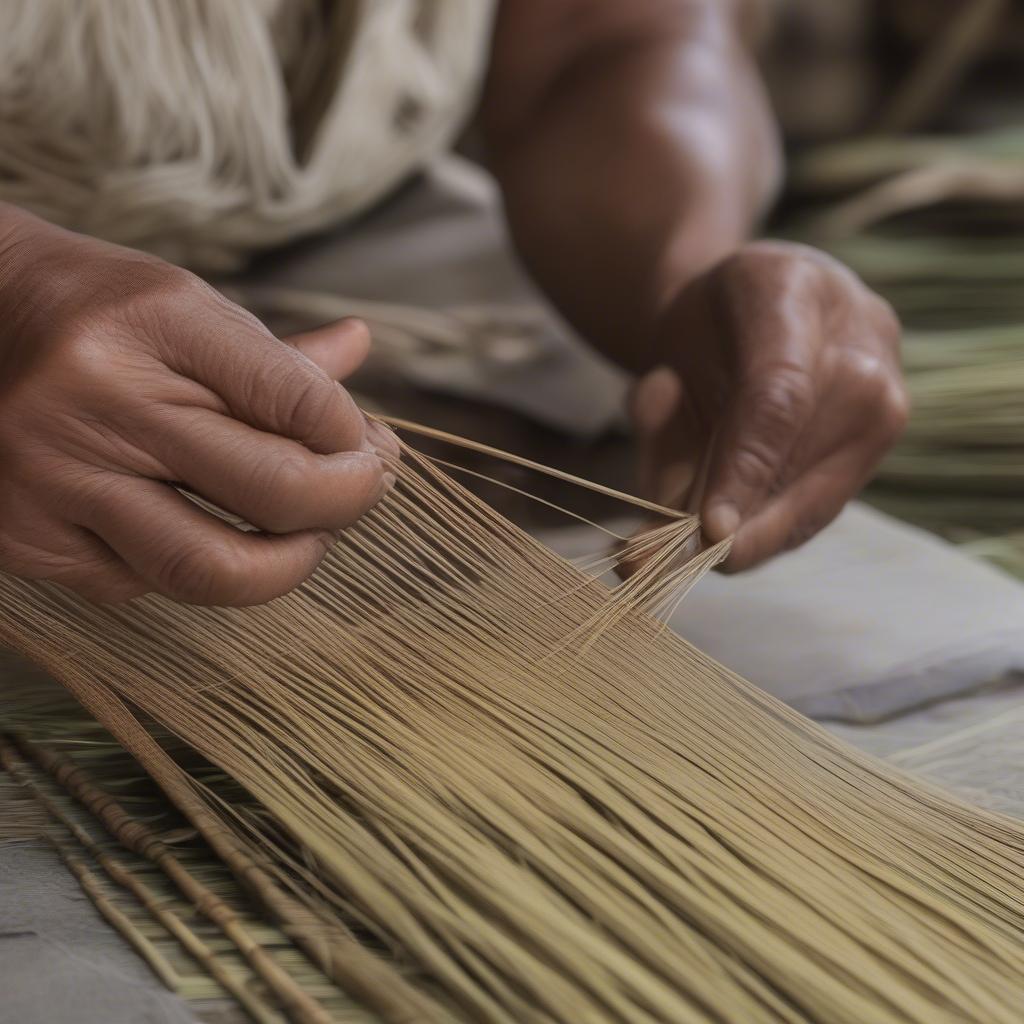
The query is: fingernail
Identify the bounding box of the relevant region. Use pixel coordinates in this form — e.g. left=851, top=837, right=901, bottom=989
left=377, top=470, right=397, bottom=498
left=363, top=418, right=401, bottom=460
left=318, top=529, right=341, bottom=549
left=703, top=501, right=740, bottom=541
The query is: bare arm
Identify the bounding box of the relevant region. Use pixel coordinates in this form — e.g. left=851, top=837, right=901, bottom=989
left=481, top=1, right=907, bottom=570
left=482, top=0, right=780, bottom=372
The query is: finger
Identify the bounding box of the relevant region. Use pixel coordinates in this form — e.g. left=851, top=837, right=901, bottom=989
left=770, top=347, right=908, bottom=486
left=78, top=475, right=338, bottom=606
left=620, top=366, right=704, bottom=581
left=708, top=347, right=906, bottom=561
left=365, top=415, right=402, bottom=462
left=618, top=433, right=718, bottom=582
left=2, top=522, right=149, bottom=604
left=631, top=365, right=681, bottom=441
left=146, top=405, right=394, bottom=535
left=701, top=362, right=817, bottom=543
left=631, top=365, right=691, bottom=504
left=722, top=441, right=884, bottom=572
left=633, top=366, right=708, bottom=507
left=283, top=318, right=371, bottom=382
left=159, top=296, right=368, bottom=455
left=711, top=343, right=907, bottom=569
left=55, top=538, right=151, bottom=604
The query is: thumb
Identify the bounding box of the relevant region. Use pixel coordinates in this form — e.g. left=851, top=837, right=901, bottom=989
left=617, top=366, right=695, bottom=581
left=701, top=367, right=815, bottom=543
left=631, top=365, right=698, bottom=505
left=631, top=365, right=681, bottom=441
left=283, top=317, right=371, bottom=382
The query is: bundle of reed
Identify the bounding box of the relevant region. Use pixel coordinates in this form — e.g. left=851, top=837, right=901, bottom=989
left=873, top=0, right=1011, bottom=134
left=787, top=131, right=1024, bottom=577
left=793, top=127, right=1024, bottom=238
left=4, top=428, right=1024, bottom=1023
left=865, top=317, right=1023, bottom=576
left=860, top=314, right=1022, bottom=576
left=960, top=530, right=1024, bottom=581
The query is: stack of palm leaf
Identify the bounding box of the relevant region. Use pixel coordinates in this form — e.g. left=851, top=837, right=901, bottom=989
left=791, top=125, right=1024, bottom=577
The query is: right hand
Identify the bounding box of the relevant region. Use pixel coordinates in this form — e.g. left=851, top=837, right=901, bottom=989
left=0, top=206, right=398, bottom=606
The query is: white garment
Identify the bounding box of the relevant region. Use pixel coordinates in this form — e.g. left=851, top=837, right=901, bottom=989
left=0, top=0, right=496, bottom=270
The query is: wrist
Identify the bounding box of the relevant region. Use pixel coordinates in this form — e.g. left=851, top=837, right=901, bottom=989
left=645, top=229, right=756, bottom=373
left=646, top=171, right=775, bottom=348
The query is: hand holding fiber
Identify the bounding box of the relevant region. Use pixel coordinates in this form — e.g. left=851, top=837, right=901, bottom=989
left=632, top=239, right=909, bottom=571
left=0, top=206, right=396, bottom=606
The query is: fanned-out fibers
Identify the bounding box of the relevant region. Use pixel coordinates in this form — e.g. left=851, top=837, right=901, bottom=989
left=3, top=441, right=1024, bottom=1024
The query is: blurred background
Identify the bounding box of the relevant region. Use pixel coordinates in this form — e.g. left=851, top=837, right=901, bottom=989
left=760, top=0, right=1024, bottom=141
left=760, top=0, right=1024, bottom=575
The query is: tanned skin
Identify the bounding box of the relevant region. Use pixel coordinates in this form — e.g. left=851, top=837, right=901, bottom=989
left=483, top=0, right=908, bottom=570
left=0, top=0, right=906, bottom=606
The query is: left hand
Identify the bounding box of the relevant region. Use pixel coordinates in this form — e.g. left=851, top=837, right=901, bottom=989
left=631, top=240, right=909, bottom=571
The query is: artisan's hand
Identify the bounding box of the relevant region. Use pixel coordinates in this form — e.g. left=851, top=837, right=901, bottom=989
left=632, top=241, right=908, bottom=571
left=0, top=206, right=397, bottom=605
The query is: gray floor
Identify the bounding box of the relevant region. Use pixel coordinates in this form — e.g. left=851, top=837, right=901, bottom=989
left=0, top=844, right=198, bottom=1024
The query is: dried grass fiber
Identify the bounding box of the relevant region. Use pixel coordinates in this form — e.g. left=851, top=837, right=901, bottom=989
left=2, top=432, right=1024, bottom=1023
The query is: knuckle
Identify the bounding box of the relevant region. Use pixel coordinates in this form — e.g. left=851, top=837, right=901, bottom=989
left=131, top=266, right=226, bottom=329
left=156, top=538, right=243, bottom=606
left=54, top=466, right=122, bottom=521
left=246, top=455, right=315, bottom=533
left=837, top=349, right=890, bottom=391
left=722, top=241, right=822, bottom=291
left=103, top=259, right=203, bottom=311
left=719, top=246, right=779, bottom=295
left=44, top=325, right=114, bottom=384
left=47, top=262, right=208, bottom=360
left=730, top=441, right=781, bottom=492
left=727, top=240, right=789, bottom=275
left=881, top=382, right=911, bottom=437
left=726, top=368, right=815, bottom=494
left=275, top=370, right=337, bottom=442
left=835, top=350, right=909, bottom=435
left=748, top=367, right=815, bottom=437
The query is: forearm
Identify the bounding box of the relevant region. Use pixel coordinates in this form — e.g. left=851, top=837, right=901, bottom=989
left=482, top=0, right=781, bottom=372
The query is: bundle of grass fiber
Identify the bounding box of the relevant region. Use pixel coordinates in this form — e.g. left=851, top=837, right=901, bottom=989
left=788, top=128, right=1024, bottom=577
left=3, top=426, right=1024, bottom=1023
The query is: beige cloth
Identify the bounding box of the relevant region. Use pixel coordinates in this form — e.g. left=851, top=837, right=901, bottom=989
left=0, top=0, right=496, bottom=271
